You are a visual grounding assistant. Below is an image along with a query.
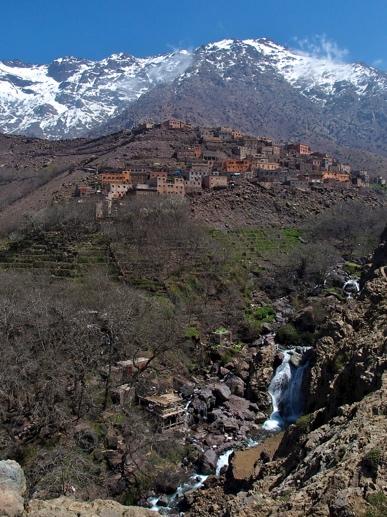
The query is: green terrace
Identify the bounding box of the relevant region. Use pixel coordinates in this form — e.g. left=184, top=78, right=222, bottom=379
left=211, top=227, right=301, bottom=273
left=0, top=225, right=301, bottom=301
left=108, top=227, right=301, bottom=299
left=110, top=241, right=218, bottom=296
left=0, top=231, right=117, bottom=278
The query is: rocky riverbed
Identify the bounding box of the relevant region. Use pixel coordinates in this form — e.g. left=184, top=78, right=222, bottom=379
left=137, top=266, right=362, bottom=512
left=142, top=332, right=312, bottom=512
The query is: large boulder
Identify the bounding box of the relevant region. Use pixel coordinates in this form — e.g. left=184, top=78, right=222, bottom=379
left=231, top=360, right=250, bottom=381
left=225, top=375, right=245, bottom=397
left=106, top=474, right=127, bottom=497
left=189, top=397, right=209, bottom=422
left=224, top=396, right=256, bottom=421
left=154, top=468, right=186, bottom=495
left=225, top=433, right=283, bottom=492
left=246, top=342, right=277, bottom=411
left=199, top=449, right=218, bottom=474
left=0, top=490, right=24, bottom=517
left=209, top=410, right=240, bottom=434
left=293, top=306, right=317, bottom=332
left=288, top=351, right=303, bottom=368
left=0, top=460, right=26, bottom=517
left=198, top=388, right=216, bottom=410
left=0, top=461, right=26, bottom=495
left=211, top=383, right=231, bottom=404
left=325, top=270, right=347, bottom=289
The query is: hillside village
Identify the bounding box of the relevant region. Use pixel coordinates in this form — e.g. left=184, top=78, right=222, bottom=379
left=75, top=119, right=385, bottom=204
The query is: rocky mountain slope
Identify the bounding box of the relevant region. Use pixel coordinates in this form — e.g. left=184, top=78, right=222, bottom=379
left=190, top=180, right=386, bottom=229
left=1, top=38, right=387, bottom=158
left=185, top=228, right=387, bottom=516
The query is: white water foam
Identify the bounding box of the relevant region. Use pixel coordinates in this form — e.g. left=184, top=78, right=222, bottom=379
left=215, top=449, right=234, bottom=477
left=343, top=279, right=360, bottom=297
left=148, top=448, right=237, bottom=511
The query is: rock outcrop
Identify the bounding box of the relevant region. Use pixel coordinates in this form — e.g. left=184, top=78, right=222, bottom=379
left=0, top=460, right=153, bottom=517
left=225, top=433, right=284, bottom=492
left=0, top=461, right=26, bottom=517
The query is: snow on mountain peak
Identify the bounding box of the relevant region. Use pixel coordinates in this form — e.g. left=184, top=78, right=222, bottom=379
left=0, top=37, right=386, bottom=139
left=205, top=37, right=387, bottom=99
left=0, top=49, right=193, bottom=138
left=205, top=39, right=235, bottom=51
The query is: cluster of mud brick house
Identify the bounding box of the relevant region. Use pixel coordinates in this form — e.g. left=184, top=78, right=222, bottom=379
left=76, top=119, right=372, bottom=201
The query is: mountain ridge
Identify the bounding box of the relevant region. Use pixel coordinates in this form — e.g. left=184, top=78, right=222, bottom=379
left=1, top=37, right=387, bottom=158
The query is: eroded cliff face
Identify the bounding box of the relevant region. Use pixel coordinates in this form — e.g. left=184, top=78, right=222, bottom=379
left=186, top=230, right=387, bottom=517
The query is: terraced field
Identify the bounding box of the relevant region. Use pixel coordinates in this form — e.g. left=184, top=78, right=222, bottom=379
left=211, top=227, right=301, bottom=273
left=0, top=230, right=117, bottom=278
left=0, top=225, right=301, bottom=302
left=108, top=227, right=301, bottom=298
left=111, top=241, right=211, bottom=295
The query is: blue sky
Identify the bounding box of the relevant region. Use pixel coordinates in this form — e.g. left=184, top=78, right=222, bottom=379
left=1, top=0, right=386, bottom=69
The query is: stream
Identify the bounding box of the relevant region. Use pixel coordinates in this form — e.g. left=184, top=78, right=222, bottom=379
left=147, top=346, right=310, bottom=513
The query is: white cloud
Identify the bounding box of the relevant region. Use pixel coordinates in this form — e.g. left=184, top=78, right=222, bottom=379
left=294, top=34, right=349, bottom=62
left=372, top=58, right=384, bottom=68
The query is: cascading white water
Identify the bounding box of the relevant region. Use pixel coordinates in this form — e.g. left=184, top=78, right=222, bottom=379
left=148, top=450, right=234, bottom=512
left=263, top=350, right=309, bottom=432
left=215, top=449, right=234, bottom=477
left=343, top=279, right=360, bottom=297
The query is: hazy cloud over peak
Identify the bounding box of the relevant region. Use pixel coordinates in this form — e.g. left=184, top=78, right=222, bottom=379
left=294, top=34, right=349, bottom=62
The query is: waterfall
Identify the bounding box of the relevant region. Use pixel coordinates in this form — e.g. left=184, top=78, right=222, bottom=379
left=263, top=350, right=309, bottom=432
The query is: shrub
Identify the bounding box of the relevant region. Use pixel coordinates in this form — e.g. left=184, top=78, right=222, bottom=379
left=332, top=352, right=347, bottom=373
left=232, top=341, right=245, bottom=353
left=243, top=305, right=275, bottom=340
left=362, top=448, right=382, bottom=477
left=214, top=326, right=229, bottom=335
left=344, top=261, right=362, bottom=277
left=253, top=306, right=276, bottom=321
left=325, top=287, right=346, bottom=302
left=296, top=414, right=313, bottom=432
left=277, top=323, right=301, bottom=346
left=219, top=349, right=236, bottom=366
left=184, top=326, right=200, bottom=340
left=366, top=491, right=387, bottom=517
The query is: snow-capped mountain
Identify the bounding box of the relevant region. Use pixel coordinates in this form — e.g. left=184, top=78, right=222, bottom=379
left=201, top=38, right=387, bottom=100
left=0, top=50, right=192, bottom=138
left=1, top=38, right=387, bottom=154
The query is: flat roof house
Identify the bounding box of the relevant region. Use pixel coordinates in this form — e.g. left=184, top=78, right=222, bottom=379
left=138, top=392, right=186, bottom=431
